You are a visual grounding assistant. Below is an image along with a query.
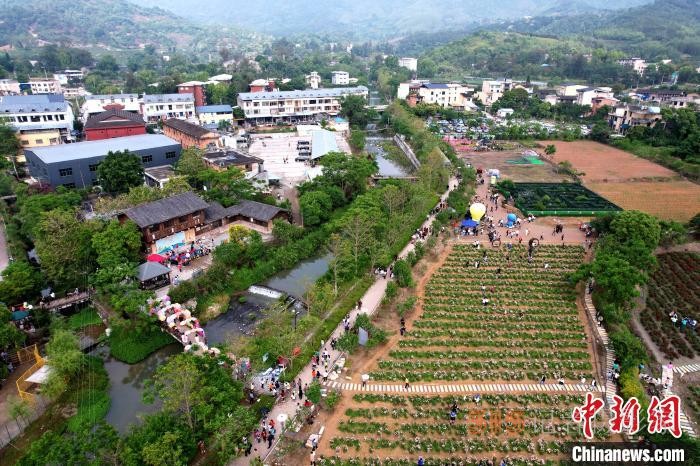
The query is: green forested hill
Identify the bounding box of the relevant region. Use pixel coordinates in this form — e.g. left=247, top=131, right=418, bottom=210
left=490, top=0, right=700, bottom=60
left=419, top=0, right=700, bottom=82
left=0, top=0, right=249, bottom=54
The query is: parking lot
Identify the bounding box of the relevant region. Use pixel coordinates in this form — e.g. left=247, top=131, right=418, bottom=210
left=248, top=131, right=351, bottom=185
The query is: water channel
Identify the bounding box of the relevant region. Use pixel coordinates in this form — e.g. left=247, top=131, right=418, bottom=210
left=100, top=253, right=331, bottom=432
left=366, top=137, right=410, bottom=178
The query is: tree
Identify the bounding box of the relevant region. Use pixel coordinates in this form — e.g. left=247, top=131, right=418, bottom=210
left=144, top=354, right=205, bottom=430
left=97, top=150, right=144, bottom=194
left=44, top=329, right=84, bottom=399
left=198, top=168, right=254, bottom=207
left=0, top=304, right=25, bottom=350
left=300, top=191, right=332, bottom=227
left=340, top=95, right=370, bottom=127
left=0, top=122, right=20, bottom=169
left=175, top=147, right=206, bottom=185
left=91, top=219, right=142, bottom=290
left=348, top=129, right=366, bottom=152
left=96, top=54, right=120, bottom=77
left=34, top=209, right=96, bottom=290
left=544, top=144, right=557, bottom=155
left=0, top=261, right=42, bottom=304
left=342, top=211, right=374, bottom=275
left=590, top=121, right=611, bottom=143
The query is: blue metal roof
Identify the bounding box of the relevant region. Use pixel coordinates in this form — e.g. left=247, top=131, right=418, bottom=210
left=0, top=94, right=69, bottom=113
left=422, top=83, right=449, bottom=89
left=237, top=86, right=368, bottom=102
left=311, top=129, right=339, bottom=160
left=196, top=105, right=232, bottom=113
left=143, top=93, right=193, bottom=103
left=27, top=134, right=180, bottom=164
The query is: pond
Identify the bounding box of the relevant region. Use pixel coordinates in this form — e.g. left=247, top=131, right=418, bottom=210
left=262, top=253, right=331, bottom=298
left=99, top=253, right=331, bottom=431
left=366, top=138, right=410, bottom=178
left=94, top=343, right=182, bottom=434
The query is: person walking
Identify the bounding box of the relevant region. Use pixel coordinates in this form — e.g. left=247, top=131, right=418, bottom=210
left=540, top=375, right=546, bottom=385
left=404, top=378, right=410, bottom=390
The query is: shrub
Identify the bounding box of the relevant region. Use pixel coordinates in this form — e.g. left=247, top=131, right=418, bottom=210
left=67, top=308, right=102, bottom=330
left=306, top=381, right=322, bottom=405
left=385, top=282, right=398, bottom=300
left=393, top=260, right=413, bottom=288
left=109, top=323, right=173, bottom=364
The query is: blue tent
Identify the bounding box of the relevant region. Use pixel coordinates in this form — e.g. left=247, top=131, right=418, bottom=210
left=11, top=310, right=29, bottom=321
left=461, top=219, right=479, bottom=228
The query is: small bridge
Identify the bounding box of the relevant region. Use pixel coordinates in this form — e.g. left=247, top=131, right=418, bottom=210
left=40, top=291, right=91, bottom=312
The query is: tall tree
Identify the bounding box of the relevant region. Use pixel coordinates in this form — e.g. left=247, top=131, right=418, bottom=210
left=97, top=150, right=144, bottom=194
left=34, top=209, right=96, bottom=290
left=145, top=354, right=204, bottom=430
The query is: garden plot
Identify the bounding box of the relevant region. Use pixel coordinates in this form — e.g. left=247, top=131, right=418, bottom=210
left=460, top=150, right=568, bottom=183
left=319, top=245, right=607, bottom=465
left=640, top=253, right=700, bottom=360
left=508, top=182, right=621, bottom=216
left=373, top=245, right=594, bottom=383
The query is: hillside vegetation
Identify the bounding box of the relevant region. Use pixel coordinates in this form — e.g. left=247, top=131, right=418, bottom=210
left=137, top=0, right=649, bottom=39
left=0, top=0, right=248, bottom=54
left=491, top=0, right=700, bottom=60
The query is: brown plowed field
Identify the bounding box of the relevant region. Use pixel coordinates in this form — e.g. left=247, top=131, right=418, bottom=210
left=541, top=140, right=677, bottom=182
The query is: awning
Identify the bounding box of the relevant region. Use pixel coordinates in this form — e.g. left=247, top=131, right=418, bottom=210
left=461, top=219, right=479, bottom=228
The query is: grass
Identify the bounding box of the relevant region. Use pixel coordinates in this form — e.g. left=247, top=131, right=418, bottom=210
left=67, top=308, right=103, bottom=330
left=0, top=356, right=110, bottom=465
left=109, top=324, right=174, bottom=364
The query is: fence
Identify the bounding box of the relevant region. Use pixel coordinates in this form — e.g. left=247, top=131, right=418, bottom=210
left=0, top=396, right=47, bottom=449
left=15, top=344, right=44, bottom=405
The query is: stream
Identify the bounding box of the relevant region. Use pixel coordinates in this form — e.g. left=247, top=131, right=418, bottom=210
left=366, top=137, right=410, bottom=178
left=101, top=253, right=331, bottom=432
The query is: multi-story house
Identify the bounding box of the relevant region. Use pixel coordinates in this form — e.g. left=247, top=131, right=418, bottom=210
left=398, top=57, right=418, bottom=72
left=618, top=58, right=648, bottom=75
left=576, top=87, right=614, bottom=106
left=177, top=81, right=206, bottom=107
left=141, top=94, right=195, bottom=124
left=478, top=79, right=515, bottom=106
left=236, top=86, right=368, bottom=124
left=196, top=105, right=234, bottom=129
left=0, top=79, right=21, bottom=96
left=331, top=71, right=350, bottom=85
left=305, top=72, right=321, bottom=90
left=0, top=94, right=75, bottom=158
left=29, top=78, right=61, bottom=95
left=81, top=94, right=140, bottom=121
left=398, top=81, right=476, bottom=111
left=608, top=105, right=662, bottom=134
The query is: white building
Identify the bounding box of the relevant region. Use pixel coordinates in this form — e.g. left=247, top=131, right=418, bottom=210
left=497, top=108, right=515, bottom=118
left=618, top=58, right=648, bottom=75
left=0, top=79, right=21, bottom=95
left=399, top=57, right=418, bottom=72
left=576, top=87, right=614, bottom=106
left=29, top=78, right=61, bottom=95
left=196, top=105, right=234, bottom=129
left=141, top=93, right=195, bottom=124
left=305, top=72, right=322, bottom=90
left=398, top=81, right=476, bottom=111
left=331, top=71, right=350, bottom=86
left=555, top=84, right=589, bottom=97
left=208, top=74, right=233, bottom=83
left=0, top=94, right=75, bottom=153
left=62, top=87, right=90, bottom=99
left=237, top=86, right=368, bottom=124
left=81, top=94, right=140, bottom=121
left=478, top=79, right=515, bottom=106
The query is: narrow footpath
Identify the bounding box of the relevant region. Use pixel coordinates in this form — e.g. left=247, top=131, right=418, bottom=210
left=229, top=177, right=458, bottom=466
